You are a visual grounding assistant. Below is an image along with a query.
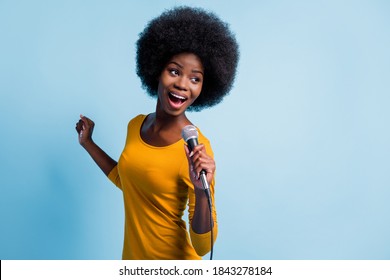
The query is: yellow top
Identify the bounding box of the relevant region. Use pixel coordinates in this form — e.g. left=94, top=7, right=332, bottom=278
left=108, top=114, right=218, bottom=259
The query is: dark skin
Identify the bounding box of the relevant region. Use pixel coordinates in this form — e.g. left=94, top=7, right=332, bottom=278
left=76, top=52, right=216, bottom=234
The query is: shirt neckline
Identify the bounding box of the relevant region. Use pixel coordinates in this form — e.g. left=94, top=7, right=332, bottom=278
left=137, top=114, right=185, bottom=149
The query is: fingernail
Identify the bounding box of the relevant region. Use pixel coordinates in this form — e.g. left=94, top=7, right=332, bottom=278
left=189, top=151, right=194, bottom=157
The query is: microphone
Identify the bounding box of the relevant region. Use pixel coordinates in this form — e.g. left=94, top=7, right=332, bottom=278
left=181, top=125, right=210, bottom=193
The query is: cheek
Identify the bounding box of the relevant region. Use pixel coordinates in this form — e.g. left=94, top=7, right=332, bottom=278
left=156, top=78, right=166, bottom=95
left=192, top=84, right=203, bottom=98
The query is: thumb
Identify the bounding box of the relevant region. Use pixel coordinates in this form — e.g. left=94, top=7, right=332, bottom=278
left=184, top=144, right=190, bottom=159
left=184, top=144, right=194, bottom=158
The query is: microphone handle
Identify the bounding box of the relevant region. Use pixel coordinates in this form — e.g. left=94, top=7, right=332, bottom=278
left=200, top=171, right=210, bottom=191
left=187, top=138, right=210, bottom=192
left=186, top=137, right=198, bottom=151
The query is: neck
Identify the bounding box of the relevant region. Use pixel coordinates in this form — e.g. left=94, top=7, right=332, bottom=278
left=152, top=101, right=191, bottom=132
left=140, top=108, right=191, bottom=147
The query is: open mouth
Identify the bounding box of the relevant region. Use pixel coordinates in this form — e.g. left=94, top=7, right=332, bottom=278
left=168, top=92, right=187, bottom=107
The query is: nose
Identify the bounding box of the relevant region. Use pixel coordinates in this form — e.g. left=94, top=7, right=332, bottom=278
left=174, top=76, right=188, bottom=91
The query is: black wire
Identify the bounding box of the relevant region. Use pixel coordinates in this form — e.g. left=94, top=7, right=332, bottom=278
left=205, top=189, right=214, bottom=260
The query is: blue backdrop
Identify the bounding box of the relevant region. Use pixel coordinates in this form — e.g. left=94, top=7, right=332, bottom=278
left=1, top=0, right=389, bottom=259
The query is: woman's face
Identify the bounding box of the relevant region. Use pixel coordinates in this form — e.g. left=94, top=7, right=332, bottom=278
left=157, top=52, right=204, bottom=116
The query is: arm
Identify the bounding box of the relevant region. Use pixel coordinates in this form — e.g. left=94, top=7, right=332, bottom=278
left=185, top=144, right=218, bottom=255
left=75, top=114, right=117, bottom=176
left=184, top=144, right=216, bottom=233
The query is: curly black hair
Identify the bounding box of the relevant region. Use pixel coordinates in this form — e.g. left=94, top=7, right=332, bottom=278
left=136, top=6, right=239, bottom=111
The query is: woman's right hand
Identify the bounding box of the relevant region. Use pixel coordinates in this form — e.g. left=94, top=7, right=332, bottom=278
left=75, top=114, right=117, bottom=176
left=75, top=114, right=95, bottom=147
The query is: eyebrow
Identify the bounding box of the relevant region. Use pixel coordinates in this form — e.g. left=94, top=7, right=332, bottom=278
left=168, top=61, right=204, bottom=76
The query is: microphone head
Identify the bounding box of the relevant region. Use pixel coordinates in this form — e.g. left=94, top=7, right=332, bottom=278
left=182, top=125, right=198, bottom=142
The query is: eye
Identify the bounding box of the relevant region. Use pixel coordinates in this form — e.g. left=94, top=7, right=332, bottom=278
left=168, top=68, right=179, bottom=76
left=190, top=77, right=202, bottom=84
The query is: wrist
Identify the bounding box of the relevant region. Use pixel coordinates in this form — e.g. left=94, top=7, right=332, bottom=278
left=194, top=187, right=208, bottom=198
left=81, top=139, right=95, bottom=150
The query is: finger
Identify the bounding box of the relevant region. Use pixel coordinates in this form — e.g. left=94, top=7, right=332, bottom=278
left=184, top=144, right=196, bottom=170
left=192, top=155, right=205, bottom=169
left=191, top=144, right=206, bottom=154
left=194, top=160, right=212, bottom=176
left=75, top=120, right=84, bottom=133
left=184, top=144, right=190, bottom=157
left=188, top=160, right=198, bottom=180
left=185, top=145, right=195, bottom=158
left=184, top=145, right=193, bottom=163
left=185, top=145, right=203, bottom=180
left=190, top=149, right=202, bottom=163
left=192, top=150, right=211, bottom=167
left=191, top=144, right=207, bottom=161
left=80, top=116, right=89, bottom=129
left=80, top=114, right=94, bottom=129
left=196, top=166, right=215, bottom=183
left=194, top=157, right=215, bottom=173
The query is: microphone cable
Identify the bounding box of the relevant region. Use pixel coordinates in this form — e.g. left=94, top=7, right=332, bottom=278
left=204, top=188, right=214, bottom=260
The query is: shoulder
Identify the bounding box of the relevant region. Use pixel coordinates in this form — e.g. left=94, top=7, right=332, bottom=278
left=127, top=114, right=147, bottom=129
left=196, top=126, right=214, bottom=154
left=124, top=114, right=148, bottom=140
left=197, top=129, right=210, bottom=144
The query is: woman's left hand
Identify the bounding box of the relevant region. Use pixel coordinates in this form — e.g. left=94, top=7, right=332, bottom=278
left=184, top=144, right=216, bottom=190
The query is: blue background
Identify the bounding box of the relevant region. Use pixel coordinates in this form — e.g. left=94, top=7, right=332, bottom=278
left=1, top=0, right=389, bottom=260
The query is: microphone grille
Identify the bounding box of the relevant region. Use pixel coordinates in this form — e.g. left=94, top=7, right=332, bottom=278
left=182, top=125, right=198, bottom=141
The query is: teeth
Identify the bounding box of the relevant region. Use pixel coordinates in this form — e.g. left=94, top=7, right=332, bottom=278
left=170, top=92, right=186, bottom=100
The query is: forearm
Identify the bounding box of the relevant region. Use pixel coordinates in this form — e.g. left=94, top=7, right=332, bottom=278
left=82, top=141, right=117, bottom=176
left=191, top=188, right=213, bottom=234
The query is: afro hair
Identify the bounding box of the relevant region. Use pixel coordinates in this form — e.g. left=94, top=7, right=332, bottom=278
left=136, top=6, right=239, bottom=111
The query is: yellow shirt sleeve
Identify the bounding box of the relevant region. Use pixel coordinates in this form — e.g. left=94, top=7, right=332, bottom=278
left=190, top=219, right=218, bottom=256
left=107, top=164, right=122, bottom=190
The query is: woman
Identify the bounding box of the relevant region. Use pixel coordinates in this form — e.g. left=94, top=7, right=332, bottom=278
left=75, top=6, right=239, bottom=260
